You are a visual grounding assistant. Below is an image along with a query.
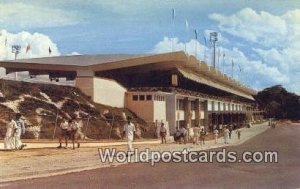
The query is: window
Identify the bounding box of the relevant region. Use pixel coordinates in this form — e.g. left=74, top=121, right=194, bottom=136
left=179, top=120, right=185, bottom=128
left=211, top=101, right=215, bottom=111
left=191, top=101, right=196, bottom=111
left=139, top=95, right=145, bottom=101
left=146, top=95, right=152, bottom=101
left=191, top=120, right=196, bottom=127
left=200, top=119, right=205, bottom=126
left=200, top=102, right=205, bottom=111
left=132, top=95, right=138, bottom=101
left=177, top=99, right=184, bottom=110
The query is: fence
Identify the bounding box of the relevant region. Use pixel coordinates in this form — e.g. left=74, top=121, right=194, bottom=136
left=0, top=111, right=156, bottom=140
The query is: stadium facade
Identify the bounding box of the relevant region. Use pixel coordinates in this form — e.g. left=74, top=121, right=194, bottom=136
left=0, top=51, right=264, bottom=134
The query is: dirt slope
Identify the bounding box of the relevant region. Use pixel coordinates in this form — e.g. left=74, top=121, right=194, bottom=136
left=0, top=79, right=154, bottom=140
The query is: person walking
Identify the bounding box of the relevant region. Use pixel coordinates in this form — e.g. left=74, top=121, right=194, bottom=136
left=213, top=129, right=219, bottom=144
left=14, top=113, right=26, bottom=150
left=174, top=129, right=181, bottom=144
left=193, top=126, right=200, bottom=145
left=229, top=125, right=233, bottom=139
left=69, top=119, right=81, bottom=149
left=57, top=119, right=69, bottom=149
left=123, top=116, right=136, bottom=155
left=224, top=127, right=230, bottom=144
left=160, top=123, right=167, bottom=144
left=179, top=126, right=187, bottom=144
left=200, top=128, right=206, bottom=145
left=236, top=129, right=242, bottom=140
left=4, top=115, right=16, bottom=150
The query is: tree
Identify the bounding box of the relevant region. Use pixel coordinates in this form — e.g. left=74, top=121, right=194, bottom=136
left=255, top=85, right=300, bottom=120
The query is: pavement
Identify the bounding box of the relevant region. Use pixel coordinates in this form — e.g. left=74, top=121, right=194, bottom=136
left=3, top=122, right=297, bottom=189
left=0, top=139, right=162, bottom=149
left=0, top=122, right=270, bottom=183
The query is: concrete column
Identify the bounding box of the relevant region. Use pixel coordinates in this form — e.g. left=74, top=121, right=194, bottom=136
left=75, top=76, right=94, bottom=99
left=184, top=97, right=191, bottom=128
left=203, top=100, right=209, bottom=130
left=75, top=69, right=95, bottom=100
left=195, top=99, right=200, bottom=127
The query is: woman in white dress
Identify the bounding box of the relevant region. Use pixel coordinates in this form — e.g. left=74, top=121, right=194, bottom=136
left=4, top=116, right=16, bottom=150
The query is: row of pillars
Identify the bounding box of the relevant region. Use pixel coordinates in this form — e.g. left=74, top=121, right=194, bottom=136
left=183, top=97, right=208, bottom=129
left=181, top=97, right=252, bottom=132
left=208, top=113, right=247, bottom=131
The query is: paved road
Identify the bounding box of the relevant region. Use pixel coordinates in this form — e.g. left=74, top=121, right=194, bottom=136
left=2, top=124, right=300, bottom=189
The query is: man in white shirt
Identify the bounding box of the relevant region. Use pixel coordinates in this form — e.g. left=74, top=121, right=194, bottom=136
left=213, top=129, right=219, bottom=144
left=160, top=123, right=167, bottom=144
left=14, top=113, right=26, bottom=150
left=4, top=115, right=16, bottom=150
left=123, top=116, right=136, bottom=154
left=224, top=128, right=230, bottom=144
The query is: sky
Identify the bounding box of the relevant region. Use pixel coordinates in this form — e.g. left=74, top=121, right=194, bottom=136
left=0, top=0, right=300, bottom=94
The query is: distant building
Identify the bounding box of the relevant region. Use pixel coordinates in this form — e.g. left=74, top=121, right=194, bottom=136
left=0, top=51, right=264, bottom=134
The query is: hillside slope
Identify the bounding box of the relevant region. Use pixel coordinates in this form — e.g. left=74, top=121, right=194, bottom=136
left=0, top=79, right=154, bottom=140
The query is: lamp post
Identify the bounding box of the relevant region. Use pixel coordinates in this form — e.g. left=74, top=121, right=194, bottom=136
left=11, top=45, right=21, bottom=80
left=210, top=32, right=218, bottom=68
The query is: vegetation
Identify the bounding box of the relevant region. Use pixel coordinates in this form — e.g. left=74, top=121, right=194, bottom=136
left=255, top=85, right=300, bottom=120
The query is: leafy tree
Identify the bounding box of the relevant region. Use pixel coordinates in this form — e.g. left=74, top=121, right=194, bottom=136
left=255, top=85, right=300, bottom=120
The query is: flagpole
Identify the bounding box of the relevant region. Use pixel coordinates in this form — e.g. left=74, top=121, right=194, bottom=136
left=194, top=29, right=197, bottom=59
left=222, top=53, right=225, bottom=73
left=217, top=49, right=220, bottom=70
left=172, top=8, right=175, bottom=52
left=231, top=59, right=234, bottom=78
left=203, top=36, right=207, bottom=63
left=185, top=19, right=188, bottom=53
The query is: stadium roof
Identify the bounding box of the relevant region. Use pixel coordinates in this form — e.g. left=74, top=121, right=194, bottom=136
left=0, top=51, right=256, bottom=100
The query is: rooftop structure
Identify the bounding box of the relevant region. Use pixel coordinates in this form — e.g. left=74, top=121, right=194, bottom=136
left=0, top=51, right=263, bottom=134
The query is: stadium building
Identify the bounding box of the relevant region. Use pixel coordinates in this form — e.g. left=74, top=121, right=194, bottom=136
left=0, top=51, right=264, bottom=134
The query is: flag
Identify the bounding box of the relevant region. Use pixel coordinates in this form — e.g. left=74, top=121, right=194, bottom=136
left=49, top=47, right=52, bottom=55
left=238, top=65, right=242, bottom=72
left=185, top=19, right=189, bottom=32
left=26, top=44, right=31, bottom=53
left=194, top=29, right=198, bottom=40
left=172, top=8, right=175, bottom=21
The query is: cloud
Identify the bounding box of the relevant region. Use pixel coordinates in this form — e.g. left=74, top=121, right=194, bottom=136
left=151, top=37, right=290, bottom=92
left=208, top=8, right=300, bottom=94
left=151, top=37, right=213, bottom=64
left=0, top=2, right=79, bottom=29
left=209, top=8, right=289, bottom=47
left=0, top=30, right=60, bottom=60
left=209, top=8, right=300, bottom=48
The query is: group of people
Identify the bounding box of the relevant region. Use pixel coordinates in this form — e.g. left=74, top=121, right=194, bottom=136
left=215, top=127, right=242, bottom=144
left=172, top=125, right=242, bottom=145
left=4, top=113, right=26, bottom=150
left=173, top=127, right=207, bottom=145
left=57, top=119, right=80, bottom=149
left=4, top=112, right=244, bottom=152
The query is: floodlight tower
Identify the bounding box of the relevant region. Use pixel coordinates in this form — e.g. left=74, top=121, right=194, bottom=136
left=210, top=32, right=218, bottom=68
left=12, top=45, right=21, bottom=80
